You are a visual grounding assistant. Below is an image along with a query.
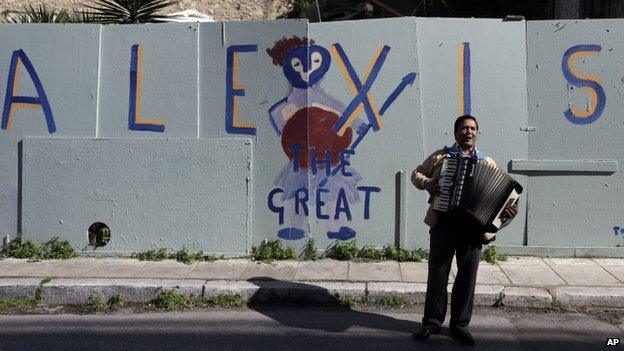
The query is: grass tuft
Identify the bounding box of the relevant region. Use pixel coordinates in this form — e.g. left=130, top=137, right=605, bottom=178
left=335, top=294, right=368, bottom=308
left=301, top=237, right=321, bottom=261
left=0, top=236, right=75, bottom=260
left=0, top=277, right=52, bottom=310
left=150, top=290, right=197, bottom=310
left=251, top=239, right=296, bottom=262
left=173, top=248, right=204, bottom=264
left=326, top=240, right=359, bottom=261
left=208, top=294, right=245, bottom=308
left=376, top=295, right=409, bottom=309
left=131, top=248, right=224, bottom=264
left=493, top=292, right=507, bottom=307
left=86, top=293, right=124, bottom=313
left=481, top=246, right=508, bottom=264
left=546, top=301, right=571, bottom=313
left=326, top=241, right=428, bottom=262
left=131, top=248, right=170, bottom=261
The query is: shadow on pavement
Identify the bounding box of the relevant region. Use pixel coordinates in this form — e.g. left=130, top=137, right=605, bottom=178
left=246, top=277, right=421, bottom=334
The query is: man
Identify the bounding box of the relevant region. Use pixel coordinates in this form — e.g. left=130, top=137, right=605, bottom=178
left=411, top=115, right=517, bottom=346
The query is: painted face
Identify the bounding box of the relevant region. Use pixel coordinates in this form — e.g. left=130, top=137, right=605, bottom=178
left=282, top=44, right=331, bottom=89
left=454, top=118, right=478, bottom=150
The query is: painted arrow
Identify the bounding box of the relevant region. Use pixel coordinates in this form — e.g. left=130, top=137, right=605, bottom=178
left=318, top=71, right=417, bottom=188
left=379, top=72, right=417, bottom=115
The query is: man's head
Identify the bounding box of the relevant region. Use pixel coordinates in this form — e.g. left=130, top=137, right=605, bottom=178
left=454, top=115, right=479, bottom=151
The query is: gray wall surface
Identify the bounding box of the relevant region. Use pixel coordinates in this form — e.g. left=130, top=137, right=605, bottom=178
left=22, top=138, right=252, bottom=254
left=0, top=18, right=622, bottom=256
left=526, top=20, right=623, bottom=249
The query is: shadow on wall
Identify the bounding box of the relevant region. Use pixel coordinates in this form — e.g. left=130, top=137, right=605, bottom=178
left=246, top=277, right=419, bottom=333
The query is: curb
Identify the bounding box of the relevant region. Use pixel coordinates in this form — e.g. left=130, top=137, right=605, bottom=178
left=0, top=278, right=623, bottom=309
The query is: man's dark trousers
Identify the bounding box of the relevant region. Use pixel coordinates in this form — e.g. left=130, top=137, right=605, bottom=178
left=422, top=216, right=483, bottom=330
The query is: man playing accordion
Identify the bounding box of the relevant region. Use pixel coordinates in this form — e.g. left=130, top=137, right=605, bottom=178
left=411, top=115, right=518, bottom=346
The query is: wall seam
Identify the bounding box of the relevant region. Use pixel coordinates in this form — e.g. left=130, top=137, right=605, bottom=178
left=196, top=23, right=201, bottom=139
left=523, top=19, right=530, bottom=246
left=95, top=24, right=103, bottom=138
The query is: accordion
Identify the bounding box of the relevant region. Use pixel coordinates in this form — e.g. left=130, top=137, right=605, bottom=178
left=432, top=155, right=523, bottom=233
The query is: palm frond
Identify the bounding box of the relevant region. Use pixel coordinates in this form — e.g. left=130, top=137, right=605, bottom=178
left=81, top=0, right=179, bottom=23
left=7, top=4, right=75, bottom=23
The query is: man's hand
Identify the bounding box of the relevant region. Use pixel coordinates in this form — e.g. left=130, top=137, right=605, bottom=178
left=425, top=177, right=440, bottom=196
left=502, top=203, right=518, bottom=219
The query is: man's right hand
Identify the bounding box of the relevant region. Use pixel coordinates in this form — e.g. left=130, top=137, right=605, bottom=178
left=425, top=177, right=440, bottom=196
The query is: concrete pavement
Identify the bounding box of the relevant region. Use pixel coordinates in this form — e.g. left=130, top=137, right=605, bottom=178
left=1, top=256, right=623, bottom=309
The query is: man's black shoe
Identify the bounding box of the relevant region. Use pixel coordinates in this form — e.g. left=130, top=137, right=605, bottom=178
left=413, top=327, right=440, bottom=340
left=450, top=326, right=475, bottom=346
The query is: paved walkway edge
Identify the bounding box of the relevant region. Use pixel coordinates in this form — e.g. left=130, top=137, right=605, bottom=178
left=2, top=278, right=623, bottom=309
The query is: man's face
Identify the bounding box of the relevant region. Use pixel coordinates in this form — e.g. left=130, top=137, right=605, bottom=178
left=455, top=119, right=478, bottom=150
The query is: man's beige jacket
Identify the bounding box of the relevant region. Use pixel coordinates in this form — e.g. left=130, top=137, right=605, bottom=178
left=411, top=148, right=497, bottom=242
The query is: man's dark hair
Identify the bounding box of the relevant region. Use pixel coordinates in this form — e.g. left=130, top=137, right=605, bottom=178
left=454, top=115, right=479, bottom=134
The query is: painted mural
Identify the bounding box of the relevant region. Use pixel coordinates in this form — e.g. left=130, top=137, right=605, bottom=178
left=0, top=19, right=623, bottom=253
left=261, top=36, right=415, bottom=241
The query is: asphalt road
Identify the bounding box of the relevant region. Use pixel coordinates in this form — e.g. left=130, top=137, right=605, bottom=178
left=0, top=306, right=622, bottom=351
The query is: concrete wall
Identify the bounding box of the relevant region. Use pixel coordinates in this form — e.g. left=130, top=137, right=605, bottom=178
left=0, top=18, right=622, bottom=256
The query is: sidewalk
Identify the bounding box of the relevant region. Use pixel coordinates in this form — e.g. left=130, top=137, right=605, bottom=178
left=1, top=256, right=623, bottom=308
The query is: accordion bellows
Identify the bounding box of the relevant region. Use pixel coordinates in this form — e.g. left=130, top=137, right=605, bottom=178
left=432, top=155, right=523, bottom=233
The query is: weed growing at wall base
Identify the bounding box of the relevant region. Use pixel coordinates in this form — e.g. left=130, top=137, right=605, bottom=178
left=326, top=240, right=359, bottom=260
left=131, top=248, right=225, bottom=264
left=131, top=248, right=169, bottom=261
left=326, top=241, right=428, bottom=262
left=301, top=236, right=322, bottom=261
left=1, top=236, right=75, bottom=260
left=251, top=239, right=296, bottom=262
left=481, top=246, right=508, bottom=264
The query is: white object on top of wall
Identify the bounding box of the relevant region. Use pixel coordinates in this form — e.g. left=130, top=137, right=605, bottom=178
left=164, top=10, right=215, bottom=22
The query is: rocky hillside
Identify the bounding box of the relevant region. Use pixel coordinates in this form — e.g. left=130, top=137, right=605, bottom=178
left=1, top=0, right=291, bottom=21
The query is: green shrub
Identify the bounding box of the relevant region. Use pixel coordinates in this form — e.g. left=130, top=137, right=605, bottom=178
left=481, top=246, right=508, bottom=264
left=251, top=239, right=296, bottom=262
left=326, top=240, right=359, bottom=261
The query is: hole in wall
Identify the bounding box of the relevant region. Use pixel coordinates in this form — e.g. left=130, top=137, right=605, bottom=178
left=88, top=222, right=111, bottom=247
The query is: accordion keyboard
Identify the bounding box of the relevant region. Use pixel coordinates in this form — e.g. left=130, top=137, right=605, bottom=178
left=432, top=157, right=459, bottom=211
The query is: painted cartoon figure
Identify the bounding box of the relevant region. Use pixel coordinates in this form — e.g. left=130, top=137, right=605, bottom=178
left=267, top=36, right=366, bottom=241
